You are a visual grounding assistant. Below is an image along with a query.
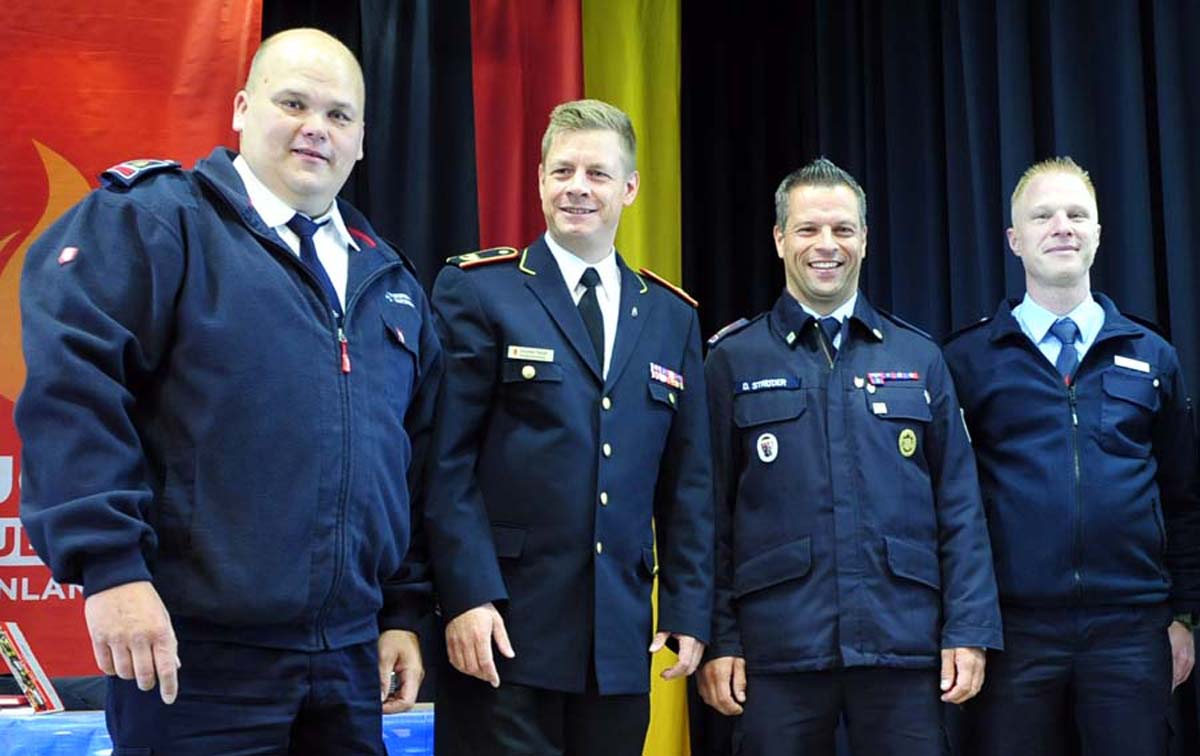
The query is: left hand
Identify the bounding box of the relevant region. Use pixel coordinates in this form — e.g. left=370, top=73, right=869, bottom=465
left=650, top=632, right=705, bottom=680
left=1169, top=621, right=1195, bottom=690
left=378, top=629, right=424, bottom=713
left=940, top=647, right=986, bottom=704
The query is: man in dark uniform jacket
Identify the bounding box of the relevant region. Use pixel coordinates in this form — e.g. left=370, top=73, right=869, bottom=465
left=945, top=156, right=1200, bottom=756
left=699, top=158, right=1002, bottom=756
left=427, top=99, right=714, bottom=755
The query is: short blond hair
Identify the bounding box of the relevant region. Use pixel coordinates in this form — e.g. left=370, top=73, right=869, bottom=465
left=1010, top=156, right=1097, bottom=224
left=540, top=99, right=636, bottom=175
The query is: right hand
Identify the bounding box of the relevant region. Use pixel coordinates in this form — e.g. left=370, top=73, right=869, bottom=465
left=444, top=602, right=515, bottom=687
left=84, top=581, right=180, bottom=704
left=698, top=655, right=747, bottom=715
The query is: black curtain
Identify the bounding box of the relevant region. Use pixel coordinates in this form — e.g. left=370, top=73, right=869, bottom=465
left=263, top=0, right=478, bottom=289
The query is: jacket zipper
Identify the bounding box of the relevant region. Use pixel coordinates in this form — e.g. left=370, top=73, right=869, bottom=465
left=814, top=321, right=835, bottom=369
left=1068, top=382, right=1083, bottom=601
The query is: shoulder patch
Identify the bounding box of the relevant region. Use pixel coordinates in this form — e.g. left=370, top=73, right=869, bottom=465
left=707, top=318, right=752, bottom=348
left=446, top=246, right=520, bottom=269
left=100, top=159, right=181, bottom=188
left=877, top=309, right=932, bottom=340
left=943, top=316, right=992, bottom=345
left=639, top=268, right=698, bottom=307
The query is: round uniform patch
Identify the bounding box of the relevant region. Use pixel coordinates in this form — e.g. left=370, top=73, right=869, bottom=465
left=756, top=433, right=778, bottom=463
left=898, top=428, right=918, bottom=458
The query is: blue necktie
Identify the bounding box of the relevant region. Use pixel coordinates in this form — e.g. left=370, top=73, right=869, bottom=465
left=1049, top=318, right=1080, bottom=384
left=286, top=214, right=341, bottom=316
left=818, top=316, right=841, bottom=357
left=578, top=267, right=604, bottom=367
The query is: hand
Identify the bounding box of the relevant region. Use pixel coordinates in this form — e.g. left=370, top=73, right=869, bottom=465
left=1169, top=621, right=1195, bottom=690
left=940, top=647, right=986, bottom=703
left=84, top=581, right=179, bottom=704
left=378, top=629, right=424, bottom=713
left=650, top=632, right=704, bottom=680
left=698, top=656, right=747, bottom=715
left=445, top=602, right=514, bottom=687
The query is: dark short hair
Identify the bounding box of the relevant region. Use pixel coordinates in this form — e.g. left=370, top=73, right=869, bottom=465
left=774, top=157, right=867, bottom=230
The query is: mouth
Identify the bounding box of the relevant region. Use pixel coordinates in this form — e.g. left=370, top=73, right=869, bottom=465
left=808, top=259, right=843, bottom=270
left=1044, top=245, right=1078, bottom=254
left=559, top=206, right=596, bottom=216
left=292, top=147, right=329, bottom=163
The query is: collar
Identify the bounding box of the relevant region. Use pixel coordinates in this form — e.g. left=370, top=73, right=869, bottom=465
left=770, top=290, right=884, bottom=347
left=989, top=293, right=1141, bottom=344
left=232, top=154, right=358, bottom=251
left=798, top=293, right=858, bottom=324
left=543, top=231, right=619, bottom=294
left=1012, top=292, right=1104, bottom=348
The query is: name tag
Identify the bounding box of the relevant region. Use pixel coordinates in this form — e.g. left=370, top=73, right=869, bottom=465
left=1114, top=355, right=1151, bottom=373
left=507, top=345, right=555, bottom=363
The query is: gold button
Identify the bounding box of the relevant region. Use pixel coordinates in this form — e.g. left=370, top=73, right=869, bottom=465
left=602, top=397, right=612, bottom=410
left=668, top=392, right=676, bottom=405
left=600, top=492, right=609, bottom=506
left=602, top=443, right=612, bottom=457
left=596, top=541, right=603, bottom=555
left=521, top=365, right=536, bottom=380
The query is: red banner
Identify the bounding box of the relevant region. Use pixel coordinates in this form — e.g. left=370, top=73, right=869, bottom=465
left=0, top=1, right=262, bottom=676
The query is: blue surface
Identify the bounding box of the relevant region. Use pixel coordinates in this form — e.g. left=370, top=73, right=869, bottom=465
left=0, top=709, right=434, bottom=755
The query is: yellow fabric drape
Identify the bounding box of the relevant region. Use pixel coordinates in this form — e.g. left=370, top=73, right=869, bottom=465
left=583, top=2, right=690, bottom=755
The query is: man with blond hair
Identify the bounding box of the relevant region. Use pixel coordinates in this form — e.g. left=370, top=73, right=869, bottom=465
left=17, top=28, right=440, bottom=753
left=944, top=156, right=1200, bottom=755
left=426, top=98, right=713, bottom=755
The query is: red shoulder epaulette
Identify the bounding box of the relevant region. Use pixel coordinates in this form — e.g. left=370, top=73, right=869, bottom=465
left=639, top=268, right=698, bottom=308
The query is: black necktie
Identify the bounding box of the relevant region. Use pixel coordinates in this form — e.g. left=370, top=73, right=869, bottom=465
left=818, top=316, right=841, bottom=357
left=1050, top=318, right=1080, bottom=383
left=578, top=268, right=604, bottom=367
left=286, top=214, right=341, bottom=316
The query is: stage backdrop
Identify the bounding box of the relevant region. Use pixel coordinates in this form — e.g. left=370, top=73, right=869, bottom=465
left=0, top=0, right=261, bottom=677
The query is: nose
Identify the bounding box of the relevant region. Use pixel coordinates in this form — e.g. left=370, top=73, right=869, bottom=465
left=565, top=169, right=590, bottom=195
left=1048, top=210, right=1074, bottom=235
left=299, top=112, right=328, bottom=141
left=817, top=226, right=837, bottom=249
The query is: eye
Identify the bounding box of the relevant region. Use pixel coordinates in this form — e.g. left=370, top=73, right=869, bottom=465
left=280, top=99, right=304, bottom=111
left=588, top=170, right=611, bottom=180
left=835, top=225, right=856, bottom=237
left=330, top=110, right=352, bottom=124
left=793, top=225, right=816, bottom=236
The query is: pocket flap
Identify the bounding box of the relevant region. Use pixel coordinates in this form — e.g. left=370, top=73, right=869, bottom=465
left=1103, top=370, right=1158, bottom=410
left=501, top=360, right=564, bottom=383
left=866, top=385, right=932, bottom=422
left=491, top=524, right=527, bottom=558
left=884, top=536, right=940, bottom=590
left=733, top=536, right=812, bottom=597
left=648, top=381, right=680, bottom=409
left=381, top=312, right=421, bottom=359
left=734, top=390, right=806, bottom=428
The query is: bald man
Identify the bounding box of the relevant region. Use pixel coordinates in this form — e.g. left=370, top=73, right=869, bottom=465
left=16, top=28, right=441, bottom=754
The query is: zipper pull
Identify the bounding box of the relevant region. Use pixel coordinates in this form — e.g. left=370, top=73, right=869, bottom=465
left=338, top=327, right=351, bottom=373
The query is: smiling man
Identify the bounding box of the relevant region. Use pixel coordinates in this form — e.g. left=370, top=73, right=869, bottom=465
left=16, top=28, right=440, bottom=754
left=945, top=156, right=1200, bottom=756
left=700, top=157, right=1001, bottom=756
left=426, top=99, right=713, bottom=755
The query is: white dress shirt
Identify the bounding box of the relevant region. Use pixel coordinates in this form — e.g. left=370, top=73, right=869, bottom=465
left=799, top=293, right=859, bottom=350
left=544, top=233, right=621, bottom=378
left=1012, top=292, right=1105, bottom=368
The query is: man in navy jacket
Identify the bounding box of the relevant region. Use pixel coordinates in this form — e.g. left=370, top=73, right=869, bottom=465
left=699, top=158, right=1001, bottom=756
left=944, top=156, right=1200, bottom=756
left=16, top=29, right=440, bottom=754
left=427, top=99, right=714, bottom=755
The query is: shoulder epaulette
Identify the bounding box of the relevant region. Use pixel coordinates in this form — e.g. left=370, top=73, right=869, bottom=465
left=100, top=159, right=181, bottom=188
left=877, top=310, right=932, bottom=340
left=707, top=318, right=752, bottom=348
left=639, top=268, right=698, bottom=308
left=943, top=316, right=992, bottom=345
left=446, top=246, right=520, bottom=269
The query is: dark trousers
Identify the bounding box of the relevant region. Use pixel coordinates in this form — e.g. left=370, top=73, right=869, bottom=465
left=738, top=667, right=944, bottom=756
left=434, top=664, right=649, bottom=756
left=964, top=604, right=1172, bottom=756
left=106, top=639, right=385, bottom=755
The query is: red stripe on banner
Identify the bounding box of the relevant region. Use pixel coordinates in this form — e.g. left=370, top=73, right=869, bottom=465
left=470, top=0, right=584, bottom=248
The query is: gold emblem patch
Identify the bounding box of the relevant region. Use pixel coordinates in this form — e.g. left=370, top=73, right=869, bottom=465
left=898, top=428, right=918, bottom=458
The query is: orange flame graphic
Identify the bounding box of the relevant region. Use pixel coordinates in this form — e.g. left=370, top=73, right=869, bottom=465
left=0, top=142, right=91, bottom=403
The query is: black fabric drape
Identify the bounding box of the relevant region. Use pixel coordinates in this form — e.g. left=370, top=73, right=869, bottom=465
left=682, top=2, right=1200, bottom=755
left=263, top=0, right=478, bottom=288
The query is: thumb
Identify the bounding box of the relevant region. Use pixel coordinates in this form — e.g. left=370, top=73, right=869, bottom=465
left=649, top=631, right=669, bottom=653
left=940, top=649, right=955, bottom=692
left=493, top=613, right=516, bottom=659
left=733, top=659, right=747, bottom=703
left=379, top=659, right=394, bottom=702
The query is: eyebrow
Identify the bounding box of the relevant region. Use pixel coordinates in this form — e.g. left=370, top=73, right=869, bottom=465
left=274, top=89, right=359, bottom=115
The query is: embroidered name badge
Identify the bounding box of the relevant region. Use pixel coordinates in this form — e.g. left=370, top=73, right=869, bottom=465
left=1113, top=355, right=1151, bottom=373
left=384, top=291, right=415, bottom=307
left=736, top=377, right=800, bottom=394
left=650, top=363, right=685, bottom=390
left=507, top=345, right=555, bottom=363
left=867, top=371, right=921, bottom=386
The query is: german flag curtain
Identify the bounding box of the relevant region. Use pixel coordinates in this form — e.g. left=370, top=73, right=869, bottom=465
left=0, top=1, right=262, bottom=676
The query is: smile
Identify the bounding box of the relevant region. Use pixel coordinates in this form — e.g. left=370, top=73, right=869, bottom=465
left=292, top=148, right=328, bottom=162
left=560, top=207, right=595, bottom=215
left=809, top=260, right=842, bottom=269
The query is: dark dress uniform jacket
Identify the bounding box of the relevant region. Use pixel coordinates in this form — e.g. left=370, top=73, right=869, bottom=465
left=705, top=292, right=1002, bottom=674
left=427, top=238, right=714, bottom=695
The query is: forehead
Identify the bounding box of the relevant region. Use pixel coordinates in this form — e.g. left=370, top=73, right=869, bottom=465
left=544, top=129, right=625, bottom=165
left=253, top=41, right=364, bottom=110
left=786, top=185, right=860, bottom=224
left=1019, top=171, right=1096, bottom=210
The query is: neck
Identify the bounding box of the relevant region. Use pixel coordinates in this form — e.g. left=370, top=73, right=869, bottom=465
left=1026, top=277, right=1090, bottom=317
left=549, top=231, right=613, bottom=265
left=788, top=286, right=848, bottom=318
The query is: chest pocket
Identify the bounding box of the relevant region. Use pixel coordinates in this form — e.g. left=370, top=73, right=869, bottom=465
left=381, top=312, right=421, bottom=411
left=863, top=384, right=931, bottom=423
left=648, top=380, right=681, bottom=411
left=1100, top=369, right=1159, bottom=457
left=733, top=389, right=806, bottom=428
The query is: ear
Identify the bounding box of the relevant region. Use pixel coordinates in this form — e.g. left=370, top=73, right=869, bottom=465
left=537, top=163, right=547, bottom=202
left=232, top=91, right=249, bottom=133
left=622, top=170, right=640, bottom=207
left=357, top=122, right=365, bottom=162
left=773, top=225, right=785, bottom=259
left=1006, top=227, right=1020, bottom=257
left=860, top=226, right=868, bottom=261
